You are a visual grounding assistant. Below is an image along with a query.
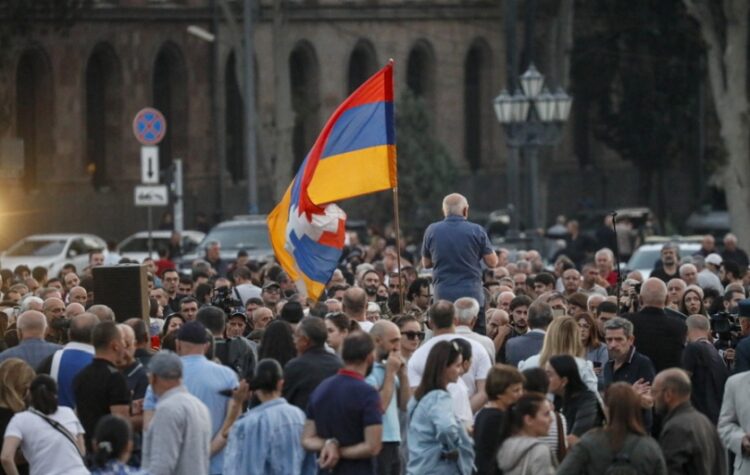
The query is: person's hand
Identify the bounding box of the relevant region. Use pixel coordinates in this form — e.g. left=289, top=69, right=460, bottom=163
left=233, top=380, right=250, bottom=403
left=386, top=350, right=402, bottom=374
left=566, top=434, right=580, bottom=447
left=593, top=366, right=602, bottom=376
left=632, top=378, right=651, bottom=395
left=318, top=440, right=340, bottom=469
left=725, top=348, right=736, bottom=362
left=742, top=434, right=750, bottom=455
left=495, top=324, right=512, bottom=346
left=131, top=399, right=144, bottom=415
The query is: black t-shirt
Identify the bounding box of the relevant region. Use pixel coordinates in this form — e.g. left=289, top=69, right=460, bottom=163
left=72, top=358, right=130, bottom=449
left=650, top=266, right=679, bottom=283
left=473, top=407, right=506, bottom=475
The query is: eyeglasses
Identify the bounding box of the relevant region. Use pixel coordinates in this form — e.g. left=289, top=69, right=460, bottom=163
left=403, top=331, right=425, bottom=341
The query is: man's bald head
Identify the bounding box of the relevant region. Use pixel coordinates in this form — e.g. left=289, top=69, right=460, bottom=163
left=88, top=304, right=115, bottom=322
left=343, top=287, right=367, bottom=318
left=640, top=278, right=668, bottom=308
left=16, top=310, right=47, bottom=338
left=370, top=320, right=398, bottom=339
left=65, top=302, right=86, bottom=319
left=442, top=193, right=469, bottom=217
left=69, top=312, right=98, bottom=343
left=654, top=368, right=692, bottom=398
left=68, top=286, right=88, bottom=305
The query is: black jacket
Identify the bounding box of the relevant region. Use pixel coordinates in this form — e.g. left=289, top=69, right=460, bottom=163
left=559, top=390, right=603, bottom=437
left=659, top=402, right=726, bottom=475
left=624, top=307, right=687, bottom=373
left=282, top=347, right=342, bottom=411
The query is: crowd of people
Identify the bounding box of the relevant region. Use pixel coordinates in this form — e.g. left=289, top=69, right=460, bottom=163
left=0, top=192, right=749, bottom=474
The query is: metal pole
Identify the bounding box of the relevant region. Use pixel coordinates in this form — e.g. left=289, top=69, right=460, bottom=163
left=174, top=159, right=184, bottom=233
left=147, top=207, right=153, bottom=258
left=527, top=145, right=540, bottom=239
left=211, top=0, right=226, bottom=220
left=504, top=0, right=520, bottom=237
left=507, top=148, right=520, bottom=237
left=243, top=0, right=258, bottom=213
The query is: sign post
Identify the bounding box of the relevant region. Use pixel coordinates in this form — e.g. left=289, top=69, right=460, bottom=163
left=133, top=108, right=167, bottom=258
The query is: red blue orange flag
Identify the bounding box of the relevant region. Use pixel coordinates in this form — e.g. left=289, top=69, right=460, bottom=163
left=267, top=62, right=397, bottom=298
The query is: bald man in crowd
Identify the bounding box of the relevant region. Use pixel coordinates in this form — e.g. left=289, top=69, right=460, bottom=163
left=623, top=278, right=687, bottom=372
left=421, top=193, right=497, bottom=334
left=0, top=310, right=61, bottom=368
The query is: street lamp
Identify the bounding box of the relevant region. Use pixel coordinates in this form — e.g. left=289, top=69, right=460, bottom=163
left=493, top=63, right=572, bottom=237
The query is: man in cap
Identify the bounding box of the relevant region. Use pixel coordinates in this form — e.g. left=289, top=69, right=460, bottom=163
left=698, top=253, right=724, bottom=293
left=225, top=309, right=249, bottom=339
left=261, top=281, right=282, bottom=312
left=142, top=351, right=212, bottom=475
left=729, top=299, right=750, bottom=374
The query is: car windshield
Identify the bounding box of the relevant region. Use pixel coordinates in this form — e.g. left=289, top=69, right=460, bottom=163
left=120, top=238, right=169, bottom=253
left=203, top=224, right=271, bottom=250
left=6, top=239, right=66, bottom=257
left=628, top=249, right=660, bottom=270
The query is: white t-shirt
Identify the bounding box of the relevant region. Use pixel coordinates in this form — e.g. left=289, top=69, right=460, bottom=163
left=407, top=332, right=492, bottom=396
left=448, top=378, right=473, bottom=429
left=357, top=320, right=374, bottom=332
left=5, top=407, right=88, bottom=475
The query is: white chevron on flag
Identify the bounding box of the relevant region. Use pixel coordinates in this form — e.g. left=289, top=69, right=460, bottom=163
left=284, top=203, right=347, bottom=255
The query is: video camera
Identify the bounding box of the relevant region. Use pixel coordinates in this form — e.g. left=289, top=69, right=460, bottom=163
left=210, top=286, right=243, bottom=316
left=710, top=311, right=742, bottom=349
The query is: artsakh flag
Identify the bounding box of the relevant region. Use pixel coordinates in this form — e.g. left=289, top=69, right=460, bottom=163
left=267, top=62, right=397, bottom=298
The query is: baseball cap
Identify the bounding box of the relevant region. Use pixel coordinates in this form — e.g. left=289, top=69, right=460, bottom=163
left=738, top=299, right=750, bottom=319
left=706, top=253, right=723, bottom=266
left=176, top=320, right=209, bottom=344
left=228, top=308, right=248, bottom=322
left=262, top=281, right=280, bottom=290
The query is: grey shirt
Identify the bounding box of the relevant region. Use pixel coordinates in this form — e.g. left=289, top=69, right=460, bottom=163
left=143, top=385, right=212, bottom=475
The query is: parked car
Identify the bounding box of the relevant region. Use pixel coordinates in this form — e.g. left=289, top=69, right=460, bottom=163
left=625, top=236, right=702, bottom=279
left=685, top=208, right=730, bottom=238
left=179, top=216, right=274, bottom=273
left=1, top=233, right=108, bottom=276
left=116, top=230, right=205, bottom=263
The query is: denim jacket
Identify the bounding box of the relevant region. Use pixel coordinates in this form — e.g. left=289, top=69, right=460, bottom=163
left=223, top=398, right=316, bottom=475
left=406, top=390, right=474, bottom=475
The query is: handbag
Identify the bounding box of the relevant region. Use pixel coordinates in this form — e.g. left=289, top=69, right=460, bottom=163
left=29, top=408, right=85, bottom=460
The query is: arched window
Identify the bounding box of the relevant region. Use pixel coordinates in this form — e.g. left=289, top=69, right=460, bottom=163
left=289, top=41, right=320, bottom=172
left=85, top=43, right=122, bottom=189
left=153, top=43, right=188, bottom=171
left=16, top=48, right=53, bottom=189
left=347, top=40, right=378, bottom=94
left=464, top=39, right=492, bottom=171
left=225, top=51, right=244, bottom=183
left=406, top=39, right=436, bottom=113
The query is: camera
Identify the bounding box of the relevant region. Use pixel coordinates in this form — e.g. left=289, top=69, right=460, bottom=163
left=211, top=286, right=243, bottom=315
left=710, top=311, right=741, bottom=350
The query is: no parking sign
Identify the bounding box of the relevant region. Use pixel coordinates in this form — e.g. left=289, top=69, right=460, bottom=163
left=132, top=107, right=167, bottom=146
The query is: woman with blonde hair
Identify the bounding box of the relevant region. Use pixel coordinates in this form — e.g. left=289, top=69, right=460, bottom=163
left=519, top=316, right=598, bottom=393
left=0, top=358, right=35, bottom=475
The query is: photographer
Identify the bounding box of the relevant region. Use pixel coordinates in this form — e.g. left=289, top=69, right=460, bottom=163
left=197, top=306, right=257, bottom=382
left=729, top=300, right=750, bottom=374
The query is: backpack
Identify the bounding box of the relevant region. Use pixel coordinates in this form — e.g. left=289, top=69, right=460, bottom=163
left=604, top=436, right=642, bottom=475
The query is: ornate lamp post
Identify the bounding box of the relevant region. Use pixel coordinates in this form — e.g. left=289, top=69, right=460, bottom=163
left=493, top=64, right=572, bottom=237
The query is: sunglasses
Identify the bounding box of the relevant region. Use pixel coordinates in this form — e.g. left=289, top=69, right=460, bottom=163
left=403, top=331, right=425, bottom=341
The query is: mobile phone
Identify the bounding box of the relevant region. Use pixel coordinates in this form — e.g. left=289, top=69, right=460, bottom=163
left=593, top=362, right=602, bottom=369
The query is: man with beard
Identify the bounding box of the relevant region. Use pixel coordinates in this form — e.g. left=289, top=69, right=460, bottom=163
left=161, top=269, right=181, bottom=313
left=653, top=368, right=725, bottom=475
left=360, top=270, right=381, bottom=303
left=366, top=321, right=408, bottom=475
left=303, top=332, right=383, bottom=475
left=508, top=295, right=531, bottom=337
left=651, top=243, right=681, bottom=283
left=261, top=282, right=282, bottom=313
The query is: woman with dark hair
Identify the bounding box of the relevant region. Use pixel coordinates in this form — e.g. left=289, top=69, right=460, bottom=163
left=223, top=359, right=313, bottom=475
left=449, top=338, right=473, bottom=431
left=496, top=392, right=558, bottom=475
left=259, top=320, right=296, bottom=367
left=324, top=312, right=359, bottom=355
left=557, top=382, right=667, bottom=474
left=407, top=341, right=474, bottom=475
left=90, top=415, right=147, bottom=474
left=195, top=283, right=213, bottom=305
left=160, top=313, right=185, bottom=338
left=521, top=367, right=568, bottom=462
left=473, top=364, right=524, bottom=475
left=393, top=315, right=423, bottom=363
left=576, top=312, right=608, bottom=388
left=546, top=354, right=603, bottom=443
left=679, top=285, right=707, bottom=317
left=0, top=375, right=88, bottom=475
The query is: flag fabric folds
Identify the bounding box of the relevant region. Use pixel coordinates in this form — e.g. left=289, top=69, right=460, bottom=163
left=267, top=62, right=396, bottom=298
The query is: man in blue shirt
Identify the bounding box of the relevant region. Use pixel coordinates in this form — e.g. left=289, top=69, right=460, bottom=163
left=421, top=193, right=497, bottom=334
left=366, top=321, right=409, bottom=475
left=0, top=310, right=61, bottom=369
left=303, top=332, right=383, bottom=474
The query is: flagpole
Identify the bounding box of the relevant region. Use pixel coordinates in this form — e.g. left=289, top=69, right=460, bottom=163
left=392, top=187, right=405, bottom=314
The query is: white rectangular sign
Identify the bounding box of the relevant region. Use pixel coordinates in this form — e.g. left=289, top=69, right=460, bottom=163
left=141, top=146, right=159, bottom=184
left=134, top=185, right=168, bottom=207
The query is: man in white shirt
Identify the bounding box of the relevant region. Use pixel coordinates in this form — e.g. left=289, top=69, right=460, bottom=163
left=343, top=287, right=373, bottom=332
left=407, top=300, right=491, bottom=412
left=454, top=297, right=495, bottom=362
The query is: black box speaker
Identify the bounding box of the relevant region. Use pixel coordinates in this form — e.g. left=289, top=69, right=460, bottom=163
left=92, top=265, right=149, bottom=322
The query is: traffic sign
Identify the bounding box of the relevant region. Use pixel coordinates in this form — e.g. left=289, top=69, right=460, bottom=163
left=133, top=108, right=167, bottom=146
left=134, top=185, right=168, bottom=207
left=141, top=146, right=159, bottom=184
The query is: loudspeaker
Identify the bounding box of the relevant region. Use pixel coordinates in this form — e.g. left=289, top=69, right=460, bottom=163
left=92, top=265, right=149, bottom=322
